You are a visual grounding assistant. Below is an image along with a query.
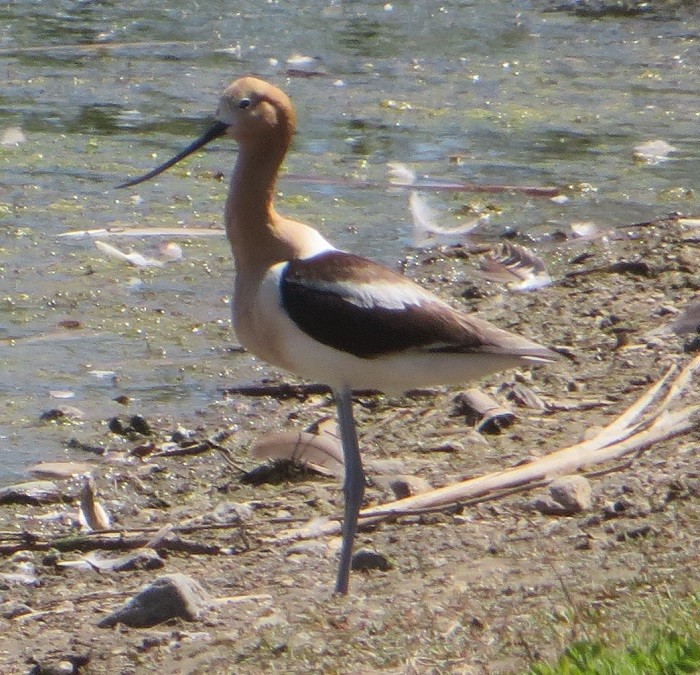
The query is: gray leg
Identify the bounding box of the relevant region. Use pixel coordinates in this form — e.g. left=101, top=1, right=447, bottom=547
left=333, top=387, right=365, bottom=595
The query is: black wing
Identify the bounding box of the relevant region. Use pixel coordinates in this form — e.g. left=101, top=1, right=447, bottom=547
left=280, top=251, right=488, bottom=359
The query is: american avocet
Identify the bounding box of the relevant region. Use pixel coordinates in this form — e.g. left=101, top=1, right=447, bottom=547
left=118, top=77, right=556, bottom=595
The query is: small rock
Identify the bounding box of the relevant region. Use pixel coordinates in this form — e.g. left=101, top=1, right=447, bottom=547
left=213, top=501, right=254, bottom=523
left=1, top=125, right=26, bottom=146
left=97, top=573, right=210, bottom=628
left=533, top=498, right=565, bottom=516
left=0, top=562, right=39, bottom=586
left=549, top=475, right=593, bottom=512
left=602, top=497, right=649, bottom=519
left=424, top=441, right=465, bottom=454
left=573, top=534, right=593, bottom=550
left=351, top=548, right=393, bottom=572
left=0, top=480, right=61, bottom=505
left=502, top=382, right=548, bottom=411
left=533, top=476, right=593, bottom=516
left=111, top=550, right=165, bottom=572
left=387, top=475, right=432, bottom=500
left=616, top=524, right=654, bottom=541
left=286, top=540, right=327, bottom=557
left=39, top=406, right=85, bottom=422
left=667, top=301, right=700, bottom=335
left=130, top=415, right=153, bottom=435
left=171, top=426, right=194, bottom=443
left=27, top=654, right=90, bottom=675
left=683, top=335, right=700, bottom=353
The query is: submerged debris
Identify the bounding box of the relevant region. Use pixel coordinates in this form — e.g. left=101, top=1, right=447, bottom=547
left=633, top=139, right=677, bottom=165
left=94, top=240, right=165, bottom=268
left=0, top=126, right=26, bottom=146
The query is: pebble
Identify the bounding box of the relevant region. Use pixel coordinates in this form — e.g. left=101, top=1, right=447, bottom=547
left=533, top=475, right=593, bottom=516
left=171, top=425, right=194, bottom=442
left=351, top=548, right=393, bottom=572
left=97, top=573, right=210, bottom=628
left=549, top=475, right=593, bottom=512
left=0, top=567, right=39, bottom=586
left=213, top=501, right=253, bottom=523
left=425, top=441, right=465, bottom=454
left=27, top=654, right=90, bottom=675
left=616, top=524, right=654, bottom=541
left=387, top=475, right=432, bottom=499
left=110, top=549, right=165, bottom=572
left=39, top=406, right=85, bottom=422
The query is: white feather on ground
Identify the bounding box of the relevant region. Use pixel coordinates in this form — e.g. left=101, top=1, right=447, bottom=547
left=479, top=241, right=552, bottom=291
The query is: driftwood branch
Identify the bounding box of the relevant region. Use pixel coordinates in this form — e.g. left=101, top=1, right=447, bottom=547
left=0, top=521, right=248, bottom=555
left=285, top=174, right=562, bottom=197
left=279, top=355, right=699, bottom=542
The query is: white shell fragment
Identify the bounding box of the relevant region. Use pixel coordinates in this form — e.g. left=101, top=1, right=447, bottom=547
left=570, top=221, right=603, bottom=240
left=285, top=53, right=326, bottom=76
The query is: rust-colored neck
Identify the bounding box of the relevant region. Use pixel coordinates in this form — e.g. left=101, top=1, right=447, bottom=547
left=225, top=120, right=332, bottom=287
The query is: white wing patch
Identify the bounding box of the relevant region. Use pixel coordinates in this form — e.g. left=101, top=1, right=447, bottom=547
left=307, top=279, right=434, bottom=310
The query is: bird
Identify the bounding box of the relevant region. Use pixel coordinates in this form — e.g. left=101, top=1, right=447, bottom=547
left=118, top=76, right=557, bottom=595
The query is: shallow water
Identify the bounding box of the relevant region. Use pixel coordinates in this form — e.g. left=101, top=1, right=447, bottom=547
left=0, top=1, right=698, bottom=481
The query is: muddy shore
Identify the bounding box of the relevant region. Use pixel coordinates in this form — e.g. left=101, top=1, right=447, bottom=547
left=1, top=219, right=698, bottom=674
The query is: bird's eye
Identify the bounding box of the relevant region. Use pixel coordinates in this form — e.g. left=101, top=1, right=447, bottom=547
left=237, top=98, right=251, bottom=109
